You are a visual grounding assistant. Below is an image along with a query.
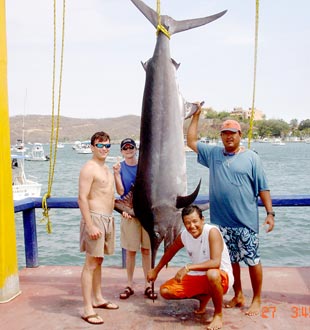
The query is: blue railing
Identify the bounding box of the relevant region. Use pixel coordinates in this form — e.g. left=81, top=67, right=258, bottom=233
left=14, top=195, right=310, bottom=268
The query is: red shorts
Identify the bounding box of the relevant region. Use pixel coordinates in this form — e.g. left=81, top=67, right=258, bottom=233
left=160, top=270, right=229, bottom=298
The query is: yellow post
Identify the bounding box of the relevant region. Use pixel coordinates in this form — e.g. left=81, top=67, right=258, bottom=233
left=0, top=0, right=21, bottom=302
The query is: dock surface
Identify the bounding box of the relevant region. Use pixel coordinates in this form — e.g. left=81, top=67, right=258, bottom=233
left=1, top=266, right=309, bottom=329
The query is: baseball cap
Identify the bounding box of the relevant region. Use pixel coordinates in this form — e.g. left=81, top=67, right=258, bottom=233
left=120, top=138, right=136, bottom=149
left=220, top=120, right=241, bottom=132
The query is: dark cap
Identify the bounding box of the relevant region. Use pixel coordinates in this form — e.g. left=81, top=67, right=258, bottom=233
left=120, top=138, right=136, bottom=150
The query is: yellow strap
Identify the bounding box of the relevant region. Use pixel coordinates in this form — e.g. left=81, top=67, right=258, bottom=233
left=41, top=0, right=66, bottom=233
left=156, top=0, right=171, bottom=39
left=247, top=0, right=259, bottom=149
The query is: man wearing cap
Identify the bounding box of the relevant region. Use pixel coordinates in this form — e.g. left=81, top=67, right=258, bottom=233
left=113, top=138, right=157, bottom=300
left=186, top=105, right=275, bottom=316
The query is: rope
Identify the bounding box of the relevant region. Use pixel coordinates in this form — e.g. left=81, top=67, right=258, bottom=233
left=156, top=0, right=170, bottom=39
left=41, top=0, right=66, bottom=233
left=247, top=0, right=259, bottom=149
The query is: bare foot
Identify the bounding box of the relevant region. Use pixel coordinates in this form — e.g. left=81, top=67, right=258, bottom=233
left=245, top=297, right=261, bottom=316
left=207, top=314, right=223, bottom=330
left=225, top=295, right=245, bottom=308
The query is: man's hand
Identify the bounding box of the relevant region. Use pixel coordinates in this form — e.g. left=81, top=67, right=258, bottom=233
left=263, top=215, right=275, bottom=233
left=174, top=266, right=188, bottom=283
left=147, top=269, right=158, bottom=283
left=122, top=211, right=132, bottom=219
left=194, top=102, right=202, bottom=117
left=86, top=224, right=102, bottom=240
left=113, top=162, right=121, bottom=174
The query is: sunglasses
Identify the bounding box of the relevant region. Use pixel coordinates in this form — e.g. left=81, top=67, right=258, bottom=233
left=122, top=145, right=135, bottom=151
left=95, top=143, right=111, bottom=149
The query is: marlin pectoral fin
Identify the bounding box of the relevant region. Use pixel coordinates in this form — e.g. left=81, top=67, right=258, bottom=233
left=184, top=101, right=204, bottom=119
left=176, top=179, right=201, bottom=209
left=114, top=190, right=136, bottom=217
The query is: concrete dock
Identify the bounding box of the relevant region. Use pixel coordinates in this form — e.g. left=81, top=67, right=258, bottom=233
left=1, top=266, right=309, bottom=329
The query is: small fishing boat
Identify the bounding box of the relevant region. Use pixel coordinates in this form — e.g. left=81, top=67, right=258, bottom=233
left=75, top=141, right=92, bottom=154
left=26, top=143, right=49, bottom=161
left=272, top=138, right=286, bottom=146
left=11, top=138, right=28, bottom=153
left=11, top=155, right=42, bottom=200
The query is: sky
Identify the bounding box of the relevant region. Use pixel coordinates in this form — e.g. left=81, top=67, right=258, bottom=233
left=5, top=0, right=310, bottom=122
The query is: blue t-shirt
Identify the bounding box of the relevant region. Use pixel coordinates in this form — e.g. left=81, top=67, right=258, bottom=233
left=197, top=142, right=269, bottom=233
left=120, top=161, right=137, bottom=198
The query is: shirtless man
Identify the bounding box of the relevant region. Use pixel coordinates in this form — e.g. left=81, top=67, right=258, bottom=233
left=78, top=131, right=119, bottom=325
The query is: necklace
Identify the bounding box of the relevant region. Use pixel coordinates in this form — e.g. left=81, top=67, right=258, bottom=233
left=223, top=147, right=241, bottom=167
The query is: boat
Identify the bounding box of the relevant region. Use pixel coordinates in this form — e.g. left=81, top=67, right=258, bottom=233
left=75, top=141, right=92, bottom=154
left=272, top=138, right=286, bottom=146
left=258, top=137, right=271, bottom=143
left=199, top=137, right=217, bottom=145
left=57, top=143, right=64, bottom=149
left=11, top=138, right=28, bottom=153
left=71, top=141, right=81, bottom=150
left=26, top=143, right=50, bottom=161
left=11, top=155, right=42, bottom=200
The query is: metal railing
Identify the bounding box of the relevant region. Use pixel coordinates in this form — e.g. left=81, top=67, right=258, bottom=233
left=14, top=195, right=310, bottom=268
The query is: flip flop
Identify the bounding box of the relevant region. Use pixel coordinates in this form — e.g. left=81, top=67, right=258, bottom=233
left=93, top=301, right=119, bottom=310
left=81, top=314, right=104, bottom=325
left=120, top=286, right=134, bottom=299
left=144, top=287, right=158, bottom=300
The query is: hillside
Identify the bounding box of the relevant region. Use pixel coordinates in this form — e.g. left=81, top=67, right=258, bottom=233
left=9, top=115, right=142, bottom=144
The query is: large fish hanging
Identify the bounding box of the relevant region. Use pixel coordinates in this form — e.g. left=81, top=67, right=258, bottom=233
left=115, top=0, right=227, bottom=267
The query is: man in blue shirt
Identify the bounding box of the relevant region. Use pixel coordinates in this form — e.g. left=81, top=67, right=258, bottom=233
left=187, top=105, right=275, bottom=316
left=113, top=138, right=157, bottom=300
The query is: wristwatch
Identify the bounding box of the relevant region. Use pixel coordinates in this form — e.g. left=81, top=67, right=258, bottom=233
left=267, top=211, right=275, bottom=217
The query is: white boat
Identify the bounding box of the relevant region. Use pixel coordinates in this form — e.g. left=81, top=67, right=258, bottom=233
left=72, top=141, right=81, bottom=150
left=75, top=141, right=92, bottom=154
left=199, top=137, right=217, bottom=145
left=11, top=155, right=42, bottom=200
left=258, top=137, right=271, bottom=143
left=11, top=138, right=28, bottom=153
left=26, top=143, right=50, bottom=161
left=57, top=143, right=65, bottom=149
left=272, top=139, right=286, bottom=146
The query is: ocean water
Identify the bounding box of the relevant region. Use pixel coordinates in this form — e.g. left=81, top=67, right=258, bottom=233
left=14, top=142, right=310, bottom=269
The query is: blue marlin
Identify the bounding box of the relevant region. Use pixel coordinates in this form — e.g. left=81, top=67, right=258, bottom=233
left=117, top=0, right=226, bottom=266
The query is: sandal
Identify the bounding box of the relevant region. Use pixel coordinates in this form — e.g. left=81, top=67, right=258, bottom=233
left=120, top=286, right=134, bottom=299
left=81, top=313, right=104, bottom=325
left=144, top=287, right=157, bottom=300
